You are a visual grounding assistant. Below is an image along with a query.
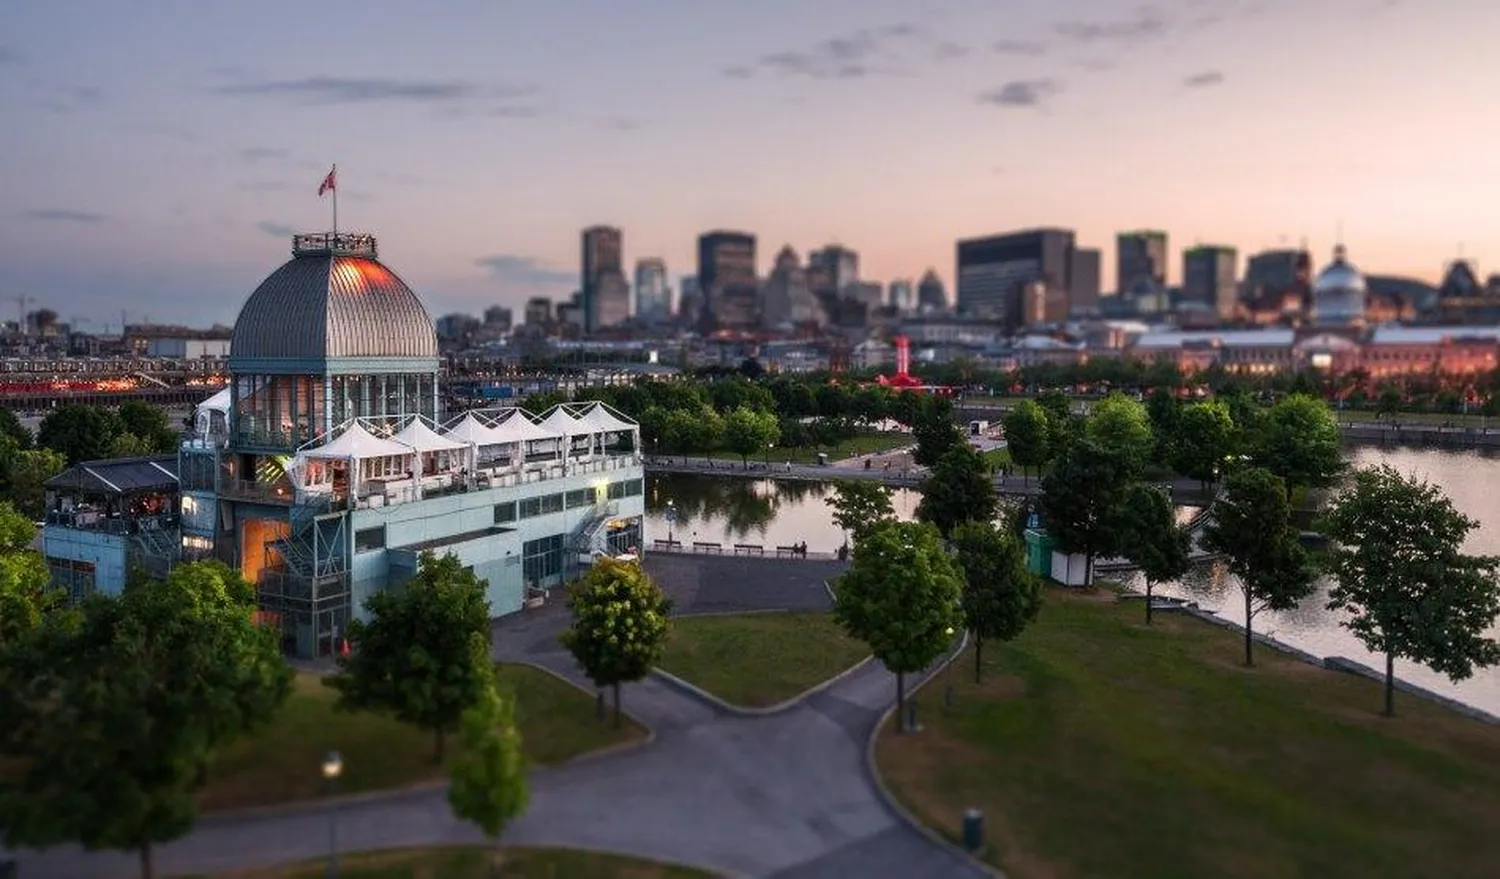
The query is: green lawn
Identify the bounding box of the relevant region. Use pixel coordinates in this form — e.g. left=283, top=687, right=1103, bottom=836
left=876, top=590, right=1500, bottom=879
left=202, top=666, right=644, bottom=812
left=658, top=612, right=869, bottom=708
left=201, top=845, right=715, bottom=878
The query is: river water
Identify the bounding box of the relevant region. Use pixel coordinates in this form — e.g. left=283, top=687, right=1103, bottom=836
left=647, top=446, right=1500, bottom=717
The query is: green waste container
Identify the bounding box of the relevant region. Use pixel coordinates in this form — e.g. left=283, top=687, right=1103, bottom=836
left=1023, top=528, right=1054, bottom=578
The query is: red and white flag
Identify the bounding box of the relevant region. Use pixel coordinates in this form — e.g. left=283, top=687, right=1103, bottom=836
left=318, top=166, right=336, bottom=196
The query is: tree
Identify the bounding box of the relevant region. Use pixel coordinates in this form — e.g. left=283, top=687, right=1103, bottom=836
left=1321, top=466, right=1500, bottom=716
left=916, top=443, right=996, bottom=538
left=1170, top=400, right=1238, bottom=491
left=1033, top=390, right=1077, bottom=450
left=833, top=520, right=962, bottom=732
left=950, top=521, right=1042, bottom=682
left=1251, top=393, right=1343, bottom=489
left=37, top=403, right=123, bottom=464
left=117, top=401, right=179, bottom=452
left=911, top=395, right=962, bottom=466
left=325, top=551, right=492, bottom=761
left=0, top=407, right=32, bottom=449
left=1001, top=400, right=1050, bottom=483
left=722, top=405, right=780, bottom=467
left=560, top=557, right=672, bottom=728
left=0, top=503, right=60, bottom=643
left=1144, top=388, right=1179, bottom=465
left=1202, top=467, right=1316, bottom=666
left=828, top=479, right=895, bottom=544
left=1085, top=393, right=1155, bottom=477
left=0, top=560, right=291, bottom=879
left=1112, top=483, right=1192, bottom=624
left=448, top=640, right=529, bottom=874
left=1037, top=440, right=1131, bottom=587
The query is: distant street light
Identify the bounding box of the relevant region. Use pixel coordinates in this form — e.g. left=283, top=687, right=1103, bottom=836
left=322, top=750, right=343, bottom=879
left=665, top=500, right=677, bottom=544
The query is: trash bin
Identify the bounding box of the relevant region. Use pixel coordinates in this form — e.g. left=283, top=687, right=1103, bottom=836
left=815, top=453, right=829, bottom=466
left=962, top=808, right=984, bottom=852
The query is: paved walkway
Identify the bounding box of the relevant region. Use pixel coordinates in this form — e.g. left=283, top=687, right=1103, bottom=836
left=6, top=556, right=989, bottom=879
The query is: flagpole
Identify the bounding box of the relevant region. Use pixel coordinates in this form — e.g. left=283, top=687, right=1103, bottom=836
left=332, top=164, right=338, bottom=235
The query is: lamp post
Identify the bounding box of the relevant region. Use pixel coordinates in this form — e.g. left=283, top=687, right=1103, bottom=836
left=664, top=500, right=677, bottom=545
left=322, top=750, right=343, bottom=879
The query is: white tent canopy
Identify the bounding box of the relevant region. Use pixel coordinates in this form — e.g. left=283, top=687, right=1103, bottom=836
left=393, top=419, right=469, bottom=454
left=539, top=407, right=587, bottom=437
left=442, top=413, right=507, bottom=447
left=300, top=422, right=413, bottom=460
left=489, top=411, right=562, bottom=444
left=198, top=386, right=232, bottom=414
left=577, top=402, right=635, bottom=433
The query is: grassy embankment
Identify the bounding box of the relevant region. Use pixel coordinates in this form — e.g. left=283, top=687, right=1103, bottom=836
left=202, top=845, right=715, bottom=878
left=657, top=612, right=868, bottom=708
left=202, top=665, right=643, bottom=812
left=876, top=589, right=1500, bottom=879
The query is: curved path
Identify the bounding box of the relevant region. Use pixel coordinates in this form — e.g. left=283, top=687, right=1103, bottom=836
left=6, top=555, right=992, bottom=879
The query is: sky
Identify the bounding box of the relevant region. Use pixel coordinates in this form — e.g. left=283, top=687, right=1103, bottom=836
left=1, top=0, right=1496, bottom=328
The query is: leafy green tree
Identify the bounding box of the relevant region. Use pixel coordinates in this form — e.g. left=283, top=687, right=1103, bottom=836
left=448, top=640, right=529, bottom=874
left=829, top=479, right=895, bottom=544
left=37, top=403, right=123, bottom=464
left=117, top=401, right=179, bottom=452
left=950, top=521, right=1042, bottom=682
left=722, top=405, right=780, bottom=467
left=1144, top=388, right=1179, bottom=464
left=916, top=443, right=996, bottom=538
left=1037, top=440, right=1131, bottom=587
left=325, top=551, right=492, bottom=761
left=833, top=520, right=962, bottom=732
left=0, top=407, right=32, bottom=449
left=560, top=557, right=672, bottom=728
left=0, top=559, right=290, bottom=879
left=0, top=503, right=59, bottom=643
left=1252, top=393, right=1343, bottom=489
left=1112, top=483, right=1192, bottom=624
left=1171, top=400, right=1239, bottom=490
left=1085, top=393, right=1155, bottom=476
left=1321, top=466, right=1500, bottom=716
left=3, top=447, right=65, bottom=519
left=1203, top=467, right=1316, bottom=666
left=1033, top=390, right=1077, bottom=450
left=1001, top=399, right=1050, bottom=483
left=912, top=395, right=962, bottom=466
left=1375, top=386, right=1402, bottom=419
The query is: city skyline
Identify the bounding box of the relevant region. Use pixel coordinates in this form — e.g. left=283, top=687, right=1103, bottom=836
left=2, top=0, right=1495, bottom=326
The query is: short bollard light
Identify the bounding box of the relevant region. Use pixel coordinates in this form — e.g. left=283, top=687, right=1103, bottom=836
left=322, top=750, right=344, bottom=879
left=962, top=808, right=985, bottom=853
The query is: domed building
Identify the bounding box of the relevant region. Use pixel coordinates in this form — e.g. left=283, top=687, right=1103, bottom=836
left=1310, top=244, right=1367, bottom=327
left=177, top=232, right=644, bottom=657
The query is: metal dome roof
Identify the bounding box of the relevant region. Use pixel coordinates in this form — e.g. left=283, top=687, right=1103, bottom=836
left=230, top=233, right=437, bottom=369
left=1313, top=245, right=1367, bottom=296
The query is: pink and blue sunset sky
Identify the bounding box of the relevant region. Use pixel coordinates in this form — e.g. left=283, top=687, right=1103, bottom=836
left=0, top=0, right=1493, bottom=326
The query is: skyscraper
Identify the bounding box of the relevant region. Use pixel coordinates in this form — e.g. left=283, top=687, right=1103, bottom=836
left=956, top=228, right=1075, bottom=326
left=1116, top=230, right=1168, bottom=294
left=634, top=258, right=670, bottom=322
left=916, top=270, right=947, bottom=312
left=888, top=279, right=914, bottom=312
left=1183, top=245, right=1239, bottom=317
left=808, top=245, right=859, bottom=292
left=1068, top=248, right=1101, bottom=314
left=580, top=225, right=624, bottom=332
left=697, top=231, right=758, bottom=330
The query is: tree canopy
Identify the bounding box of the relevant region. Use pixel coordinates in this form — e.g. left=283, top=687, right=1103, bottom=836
left=722, top=405, right=780, bottom=466
left=1170, top=400, right=1239, bottom=489
left=1112, top=483, right=1192, bottom=624
left=1251, top=394, right=1343, bottom=489
left=1001, top=399, right=1050, bottom=481
left=560, top=557, right=673, bottom=727
left=912, top=396, right=963, bottom=467
left=0, top=503, right=59, bottom=643
left=828, top=479, right=895, bottom=543
left=447, top=638, right=529, bottom=852
left=1321, top=465, right=1500, bottom=716
left=916, top=442, right=996, bottom=538
left=324, top=551, right=493, bottom=761
left=1038, top=439, right=1132, bottom=585
left=1085, top=393, right=1155, bottom=477
left=37, top=403, right=124, bottom=464
left=950, top=520, right=1042, bottom=682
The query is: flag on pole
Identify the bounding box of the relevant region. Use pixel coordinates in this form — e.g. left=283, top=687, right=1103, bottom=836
left=318, top=167, right=337, bottom=196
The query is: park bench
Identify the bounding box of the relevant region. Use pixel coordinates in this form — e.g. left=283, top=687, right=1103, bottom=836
left=733, top=543, right=764, bottom=556
left=693, top=541, right=723, bottom=554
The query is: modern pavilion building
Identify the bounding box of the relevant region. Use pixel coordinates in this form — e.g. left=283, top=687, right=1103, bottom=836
left=177, top=232, right=644, bottom=657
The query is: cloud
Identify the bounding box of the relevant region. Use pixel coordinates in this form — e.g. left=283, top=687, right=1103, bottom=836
left=211, top=76, right=536, bottom=107
left=256, top=221, right=297, bottom=238
left=598, top=117, right=646, bottom=132
left=25, top=208, right=106, bottom=224
left=476, top=255, right=574, bottom=288
left=1054, top=8, right=1171, bottom=45
left=993, top=39, right=1047, bottom=56
left=1183, top=70, right=1225, bottom=87
left=238, top=146, right=289, bottom=162
left=728, top=24, right=967, bottom=80
left=978, top=79, right=1061, bottom=108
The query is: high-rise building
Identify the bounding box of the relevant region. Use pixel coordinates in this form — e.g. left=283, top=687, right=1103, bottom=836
left=633, top=258, right=670, bottom=322
left=888, top=279, right=914, bottom=312
left=678, top=277, right=701, bottom=327
left=808, top=245, right=859, bottom=292
left=1183, top=245, right=1239, bottom=317
left=916, top=270, right=947, bottom=312
left=956, top=228, right=1075, bottom=326
left=761, top=246, right=821, bottom=328
left=580, top=225, right=623, bottom=333
left=1068, top=248, right=1101, bottom=314
left=523, top=297, right=552, bottom=327
left=482, top=305, right=512, bottom=331
left=592, top=270, right=630, bottom=329
left=1116, top=230, right=1169, bottom=294
left=697, top=231, right=758, bottom=330
left=1243, top=249, right=1312, bottom=303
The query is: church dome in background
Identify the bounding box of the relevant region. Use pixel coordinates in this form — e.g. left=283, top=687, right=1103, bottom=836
left=230, top=232, right=438, bottom=368
left=1311, top=244, right=1367, bottom=325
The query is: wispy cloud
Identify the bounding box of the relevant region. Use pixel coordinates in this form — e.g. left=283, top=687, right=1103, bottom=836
left=34, top=85, right=103, bottom=115
left=1183, top=70, right=1226, bottom=88
left=25, top=208, right=106, bottom=224
left=476, top=255, right=574, bottom=288
left=238, top=146, right=289, bottom=162
left=728, top=23, right=968, bottom=80
left=256, top=221, right=297, bottom=238
left=978, top=79, right=1062, bottom=108
left=597, top=117, right=647, bottom=132
left=993, top=39, right=1047, bottom=56
left=1054, top=8, right=1171, bottom=45
left=211, top=75, right=538, bottom=110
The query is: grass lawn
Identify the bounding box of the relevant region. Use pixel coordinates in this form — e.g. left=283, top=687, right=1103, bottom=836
left=203, top=845, right=716, bottom=878
left=876, top=589, right=1500, bottom=879
left=201, top=666, right=644, bottom=812
left=658, top=612, right=869, bottom=708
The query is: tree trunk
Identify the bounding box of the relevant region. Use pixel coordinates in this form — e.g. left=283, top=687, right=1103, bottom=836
left=1084, top=552, right=1094, bottom=588
left=974, top=637, right=984, bottom=683
left=1243, top=591, right=1254, bottom=667
left=1383, top=650, right=1396, bottom=717
left=1145, top=579, right=1154, bottom=625
left=896, top=671, right=907, bottom=733
left=433, top=725, right=446, bottom=763
left=139, top=841, right=154, bottom=879
left=612, top=681, right=622, bottom=729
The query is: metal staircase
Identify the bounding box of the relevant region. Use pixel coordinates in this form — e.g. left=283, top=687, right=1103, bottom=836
left=571, top=501, right=619, bottom=559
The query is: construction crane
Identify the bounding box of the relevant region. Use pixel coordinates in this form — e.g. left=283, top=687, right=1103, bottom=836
left=13, top=294, right=32, bottom=334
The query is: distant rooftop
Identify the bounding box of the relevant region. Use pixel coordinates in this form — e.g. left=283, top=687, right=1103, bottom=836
left=292, top=232, right=378, bottom=259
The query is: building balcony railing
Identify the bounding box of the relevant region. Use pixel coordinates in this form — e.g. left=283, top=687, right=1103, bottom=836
left=233, top=424, right=317, bottom=452
left=220, top=478, right=296, bottom=506
left=44, top=510, right=179, bottom=536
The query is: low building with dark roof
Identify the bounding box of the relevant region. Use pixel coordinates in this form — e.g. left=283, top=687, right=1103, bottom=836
left=41, top=454, right=181, bottom=598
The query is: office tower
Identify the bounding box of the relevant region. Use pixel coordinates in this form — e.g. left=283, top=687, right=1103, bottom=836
left=1068, top=248, right=1101, bottom=314
left=1116, top=229, right=1169, bottom=294
left=761, top=245, right=822, bottom=328
left=808, top=245, right=859, bottom=292
left=697, top=231, right=758, bottom=330
left=955, top=228, right=1075, bottom=326
left=523, top=297, right=552, bottom=326
left=888, top=279, right=914, bottom=312
left=634, top=258, right=670, bottom=322
left=916, top=269, right=947, bottom=312
left=1183, top=245, right=1239, bottom=317
left=580, top=225, right=623, bottom=332
left=678, top=276, right=701, bottom=327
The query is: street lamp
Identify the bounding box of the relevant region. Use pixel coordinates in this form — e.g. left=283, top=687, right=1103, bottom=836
left=664, top=500, right=677, bottom=545
left=322, top=750, right=343, bottom=879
